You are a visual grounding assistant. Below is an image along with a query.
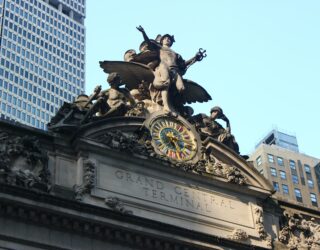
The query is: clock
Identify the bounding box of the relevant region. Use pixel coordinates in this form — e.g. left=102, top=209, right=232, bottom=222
left=149, top=116, right=198, bottom=162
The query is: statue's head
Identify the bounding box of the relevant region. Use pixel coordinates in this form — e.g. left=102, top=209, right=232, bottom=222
left=75, top=94, right=89, bottom=102
left=210, top=106, right=223, bottom=119
left=107, top=72, right=121, bottom=86
left=124, top=49, right=136, bottom=62
left=130, top=89, right=142, bottom=101
left=160, top=34, right=175, bottom=47
left=139, top=41, right=149, bottom=52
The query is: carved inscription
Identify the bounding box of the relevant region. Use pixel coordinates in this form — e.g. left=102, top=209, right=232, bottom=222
left=97, top=165, right=253, bottom=226
left=115, top=169, right=235, bottom=212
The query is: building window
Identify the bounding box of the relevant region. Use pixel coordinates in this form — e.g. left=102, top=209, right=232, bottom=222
left=304, top=164, right=311, bottom=173
left=310, top=193, right=318, bottom=206
left=270, top=168, right=277, bottom=177
left=294, top=188, right=302, bottom=202
left=268, top=154, right=274, bottom=163
left=277, top=157, right=284, bottom=166
left=308, top=179, right=314, bottom=189
left=280, top=171, right=286, bottom=180
left=256, top=156, right=262, bottom=166
left=289, top=160, right=296, bottom=170
left=282, top=184, right=289, bottom=195
left=273, top=182, right=280, bottom=191
left=292, top=174, right=299, bottom=184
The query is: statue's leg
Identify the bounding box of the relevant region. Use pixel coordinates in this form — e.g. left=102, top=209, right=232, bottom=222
left=175, top=74, right=185, bottom=92
left=161, top=89, right=170, bottom=112
left=153, top=64, right=170, bottom=89
left=152, top=64, right=172, bottom=111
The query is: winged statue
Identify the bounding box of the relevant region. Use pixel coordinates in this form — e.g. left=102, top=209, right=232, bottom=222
left=99, top=25, right=211, bottom=115
left=49, top=26, right=243, bottom=155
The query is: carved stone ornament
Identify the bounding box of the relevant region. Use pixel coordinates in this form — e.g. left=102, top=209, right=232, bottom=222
left=278, top=210, right=320, bottom=250
left=74, top=159, right=96, bottom=201
left=0, top=131, right=50, bottom=192
left=105, top=197, right=133, bottom=215
left=94, top=129, right=155, bottom=158
left=175, top=148, right=247, bottom=185
left=227, top=229, right=249, bottom=241
left=93, top=128, right=248, bottom=185
left=253, top=206, right=272, bottom=247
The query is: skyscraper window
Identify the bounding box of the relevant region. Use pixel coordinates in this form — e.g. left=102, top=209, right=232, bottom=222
left=282, top=184, right=289, bottom=195
left=270, top=168, right=277, bottom=177
left=280, top=171, right=286, bottom=180
left=310, top=193, right=318, bottom=206
left=294, top=188, right=302, bottom=202
left=268, top=154, right=274, bottom=163
left=304, top=164, right=311, bottom=173
left=292, top=174, right=299, bottom=184
left=256, top=156, right=262, bottom=166
left=277, top=157, right=284, bottom=166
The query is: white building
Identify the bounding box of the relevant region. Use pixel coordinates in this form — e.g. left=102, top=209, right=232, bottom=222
left=0, top=0, right=86, bottom=129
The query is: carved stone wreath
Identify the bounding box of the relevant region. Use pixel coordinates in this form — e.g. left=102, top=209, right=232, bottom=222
left=227, top=229, right=248, bottom=241
left=0, top=131, right=50, bottom=192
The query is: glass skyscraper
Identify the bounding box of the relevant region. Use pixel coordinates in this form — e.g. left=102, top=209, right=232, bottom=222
left=0, top=0, right=85, bottom=129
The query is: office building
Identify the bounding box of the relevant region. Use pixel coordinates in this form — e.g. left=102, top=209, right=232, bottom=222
left=250, top=130, right=320, bottom=210
left=256, top=129, right=299, bottom=152
left=0, top=0, right=85, bottom=129
left=314, top=162, right=320, bottom=193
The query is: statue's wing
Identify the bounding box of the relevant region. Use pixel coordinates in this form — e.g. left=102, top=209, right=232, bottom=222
left=179, top=79, right=212, bottom=104
left=99, top=61, right=155, bottom=90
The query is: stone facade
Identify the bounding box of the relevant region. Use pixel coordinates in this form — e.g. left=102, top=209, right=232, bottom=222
left=0, top=116, right=319, bottom=250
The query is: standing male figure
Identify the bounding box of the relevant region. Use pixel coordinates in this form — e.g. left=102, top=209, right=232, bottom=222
left=136, top=26, right=205, bottom=112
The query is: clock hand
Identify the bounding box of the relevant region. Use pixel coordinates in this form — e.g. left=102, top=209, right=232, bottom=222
left=166, top=131, right=182, bottom=154
left=173, top=140, right=181, bottom=152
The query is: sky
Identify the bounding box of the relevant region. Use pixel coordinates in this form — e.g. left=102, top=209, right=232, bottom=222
left=85, top=0, right=320, bottom=159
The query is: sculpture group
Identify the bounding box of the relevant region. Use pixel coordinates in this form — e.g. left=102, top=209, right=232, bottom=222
left=49, top=26, right=239, bottom=154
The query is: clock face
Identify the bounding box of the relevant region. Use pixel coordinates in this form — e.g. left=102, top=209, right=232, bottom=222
left=150, top=117, right=197, bottom=161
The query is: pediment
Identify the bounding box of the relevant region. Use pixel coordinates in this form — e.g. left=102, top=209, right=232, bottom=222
left=202, top=137, right=274, bottom=194
left=72, top=115, right=273, bottom=197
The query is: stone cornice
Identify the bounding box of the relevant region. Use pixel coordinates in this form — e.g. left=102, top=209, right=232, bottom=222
left=0, top=184, right=268, bottom=250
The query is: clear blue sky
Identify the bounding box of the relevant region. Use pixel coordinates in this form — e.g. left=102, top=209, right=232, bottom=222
left=85, top=0, right=320, bottom=159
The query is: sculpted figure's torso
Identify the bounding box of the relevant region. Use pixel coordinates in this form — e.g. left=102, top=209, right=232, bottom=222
left=107, top=88, right=126, bottom=108
left=160, top=47, right=178, bottom=69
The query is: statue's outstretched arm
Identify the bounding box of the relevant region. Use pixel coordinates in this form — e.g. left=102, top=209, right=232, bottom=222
left=220, top=114, right=231, bottom=133
left=185, top=48, right=207, bottom=69
left=136, top=25, right=151, bottom=44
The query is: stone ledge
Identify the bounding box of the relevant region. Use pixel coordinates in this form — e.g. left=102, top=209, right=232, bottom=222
left=0, top=184, right=268, bottom=250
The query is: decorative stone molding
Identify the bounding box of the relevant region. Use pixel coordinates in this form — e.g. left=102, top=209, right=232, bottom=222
left=227, top=229, right=248, bottom=241
left=95, top=130, right=152, bottom=157
left=253, top=206, right=272, bottom=247
left=204, top=154, right=247, bottom=185
left=92, top=130, right=248, bottom=185
left=74, top=159, right=96, bottom=201
left=0, top=131, right=50, bottom=192
left=105, top=197, right=133, bottom=215
left=0, top=193, right=210, bottom=250
left=278, top=210, right=320, bottom=249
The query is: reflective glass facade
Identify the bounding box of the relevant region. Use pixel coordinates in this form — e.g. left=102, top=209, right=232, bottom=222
left=0, top=0, right=85, bottom=129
